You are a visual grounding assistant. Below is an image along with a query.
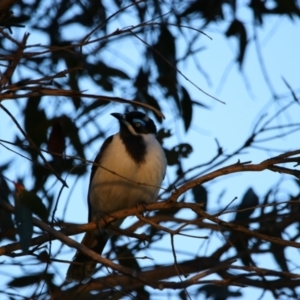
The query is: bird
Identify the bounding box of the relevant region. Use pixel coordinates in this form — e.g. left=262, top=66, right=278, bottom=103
left=66, top=111, right=167, bottom=281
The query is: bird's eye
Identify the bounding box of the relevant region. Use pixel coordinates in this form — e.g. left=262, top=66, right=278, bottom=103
left=133, top=118, right=146, bottom=127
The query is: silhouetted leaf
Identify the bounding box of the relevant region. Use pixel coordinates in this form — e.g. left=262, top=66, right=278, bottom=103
left=133, top=69, right=161, bottom=120
left=116, top=245, right=141, bottom=270
left=152, top=26, right=178, bottom=107
left=134, top=67, right=149, bottom=91
left=22, top=191, right=48, bottom=222
left=180, top=0, right=224, bottom=24
left=23, top=97, right=48, bottom=158
left=269, top=0, right=300, bottom=18
left=64, top=51, right=82, bottom=109
left=77, top=100, right=108, bottom=119
left=14, top=183, right=33, bottom=254
left=235, top=187, right=259, bottom=221
left=192, top=185, right=207, bottom=210
left=249, top=0, right=268, bottom=24
left=135, top=287, right=150, bottom=300
left=157, top=128, right=172, bottom=145
left=48, top=157, right=86, bottom=176
left=99, top=61, right=130, bottom=79
left=94, top=75, right=113, bottom=91
left=230, top=188, right=259, bottom=266
left=81, top=0, right=106, bottom=27
left=181, top=87, right=193, bottom=131
left=0, top=167, right=16, bottom=241
left=37, top=250, right=50, bottom=263
left=225, top=19, right=247, bottom=67
left=14, top=183, right=48, bottom=253
left=230, top=231, right=255, bottom=267
left=8, top=273, right=54, bottom=287
left=60, top=115, right=85, bottom=159
left=152, top=27, right=176, bottom=77
left=136, top=92, right=162, bottom=123
left=165, top=143, right=193, bottom=166
left=87, top=60, right=130, bottom=91
left=31, top=163, right=52, bottom=192
left=178, top=289, right=188, bottom=300
left=47, top=121, right=65, bottom=159
left=198, top=284, right=242, bottom=300
left=192, top=100, right=210, bottom=109
left=259, top=207, right=289, bottom=272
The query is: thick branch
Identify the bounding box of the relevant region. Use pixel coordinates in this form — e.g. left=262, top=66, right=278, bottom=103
left=172, top=150, right=300, bottom=199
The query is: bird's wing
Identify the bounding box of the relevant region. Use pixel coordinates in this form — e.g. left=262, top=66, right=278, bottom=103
left=88, top=135, right=114, bottom=222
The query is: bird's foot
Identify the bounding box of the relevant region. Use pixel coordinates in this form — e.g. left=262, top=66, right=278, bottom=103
left=135, top=200, right=149, bottom=215
left=94, top=212, right=109, bottom=234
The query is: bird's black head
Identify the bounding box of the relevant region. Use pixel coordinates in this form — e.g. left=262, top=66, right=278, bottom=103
left=111, top=111, right=157, bottom=135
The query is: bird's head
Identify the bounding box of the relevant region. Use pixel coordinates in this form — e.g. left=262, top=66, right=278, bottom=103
left=111, top=111, right=157, bottom=136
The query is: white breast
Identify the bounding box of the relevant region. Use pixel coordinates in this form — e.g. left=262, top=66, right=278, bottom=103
left=89, top=133, right=166, bottom=219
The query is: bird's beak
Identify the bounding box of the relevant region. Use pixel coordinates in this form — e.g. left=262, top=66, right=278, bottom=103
left=111, top=113, right=126, bottom=123
left=111, top=113, right=129, bottom=126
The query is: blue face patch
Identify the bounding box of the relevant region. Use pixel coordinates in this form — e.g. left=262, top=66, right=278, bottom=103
left=133, top=118, right=146, bottom=127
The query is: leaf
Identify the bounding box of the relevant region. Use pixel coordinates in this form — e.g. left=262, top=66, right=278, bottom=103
left=153, top=27, right=176, bottom=76
left=64, top=53, right=81, bottom=109
left=259, top=207, right=289, bottom=272
left=178, top=289, right=188, bottom=300
left=181, top=87, right=193, bottom=131
left=77, top=100, right=108, bottom=119
left=134, top=68, right=149, bottom=91
left=134, top=287, right=150, bottom=300
left=249, top=0, right=267, bottom=24
left=13, top=183, right=49, bottom=253
left=14, top=183, right=33, bottom=254
left=87, top=60, right=130, bottom=80
left=192, top=185, right=207, bottom=210
left=191, top=100, right=210, bottom=109
left=60, top=115, right=85, bottom=159
left=15, top=204, right=32, bottom=254
left=135, top=91, right=162, bottom=123
left=48, top=157, right=86, bottom=176
left=234, top=187, right=259, bottom=221
left=31, top=162, right=52, bottom=192
left=173, top=143, right=193, bottom=158
left=179, top=0, right=224, bottom=24
left=152, top=26, right=178, bottom=104
left=225, top=19, right=248, bottom=67
left=231, top=187, right=259, bottom=267
left=93, top=75, right=113, bottom=91
left=37, top=250, right=50, bottom=263
left=21, top=191, right=48, bottom=221
left=47, top=121, right=66, bottom=159
left=28, top=193, right=48, bottom=221
left=271, top=241, right=289, bottom=272
left=198, top=284, right=242, bottom=300
left=230, top=231, right=255, bottom=267
left=116, top=245, right=141, bottom=270
left=0, top=170, right=16, bottom=241
left=164, top=149, right=177, bottom=166
left=164, top=143, right=193, bottom=166
left=97, top=61, right=130, bottom=79
left=86, top=60, right=130, bottom=91
left=23, top=97, right=48, bottom=158
left=8, top=273, right=54, bottom=287
left=157, top=128, right=172, bottom=145
left=270, top=0, right=300, bottom=18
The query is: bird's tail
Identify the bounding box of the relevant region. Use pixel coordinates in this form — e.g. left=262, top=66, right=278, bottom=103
left=66, top=230, right=108, bottom=282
